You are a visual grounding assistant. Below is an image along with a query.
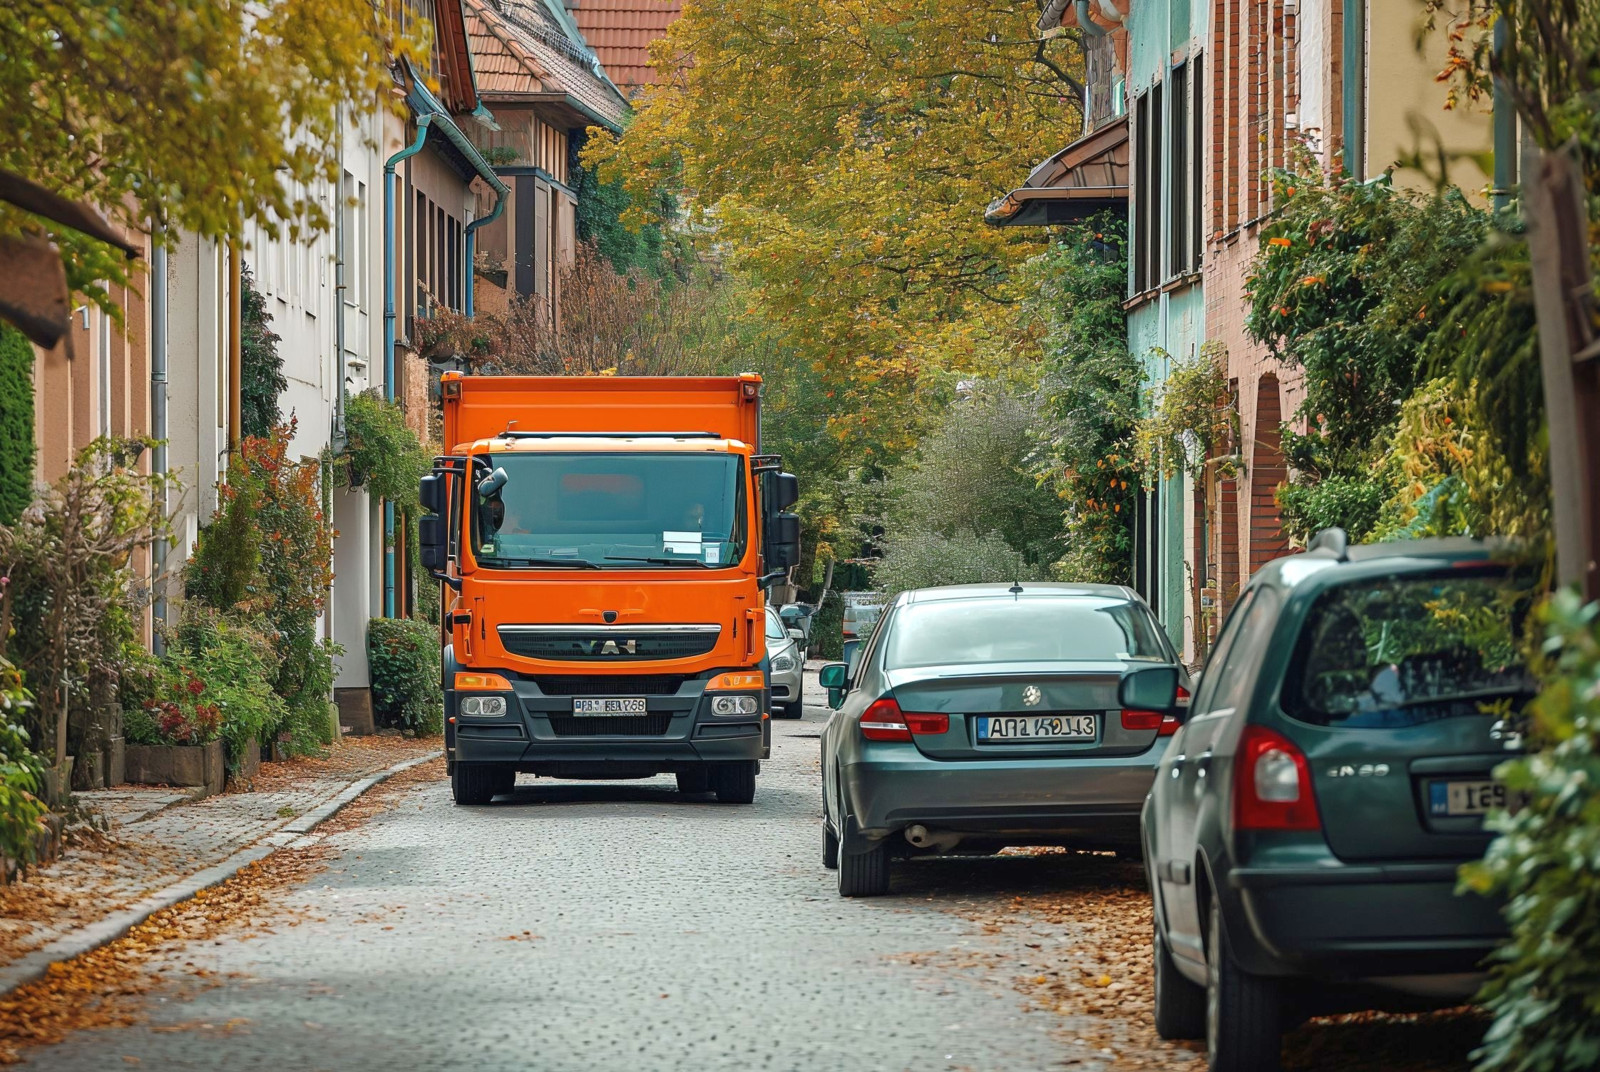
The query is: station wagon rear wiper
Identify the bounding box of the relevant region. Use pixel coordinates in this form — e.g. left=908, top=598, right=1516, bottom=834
left=487, top=556, right=601, bottom=569
left=603, top=555, right=714, bottom=568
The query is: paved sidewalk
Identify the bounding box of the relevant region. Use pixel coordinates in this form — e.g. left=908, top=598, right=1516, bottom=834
left=0, top=736, right=439, bottom=981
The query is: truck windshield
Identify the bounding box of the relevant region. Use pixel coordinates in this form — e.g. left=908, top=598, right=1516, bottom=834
left=473, top=452, right=745, bottom=570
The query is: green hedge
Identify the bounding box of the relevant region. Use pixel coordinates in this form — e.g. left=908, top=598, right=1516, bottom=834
left=0, top=656, right=46, bottom=873
left=368, top=618, right=442, bottom=735
left=1464, top=593, right=1600, bottom=1072
left=0, top=325, right=37, bottom=526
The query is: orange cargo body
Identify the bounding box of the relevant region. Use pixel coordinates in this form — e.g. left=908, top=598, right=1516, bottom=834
left=430, top=372, right=785, bottom=805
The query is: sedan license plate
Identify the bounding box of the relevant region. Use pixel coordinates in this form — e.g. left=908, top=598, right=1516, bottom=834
left=977, top=714, right=1097, bottom=743
left=572, top=697, right=648, bottom=716
left=1429, top=779, right=1505, bottom=817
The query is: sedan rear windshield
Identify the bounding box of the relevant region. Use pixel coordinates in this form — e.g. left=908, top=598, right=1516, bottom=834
left=1282, top=571, right=1537, bottom=729
left=884, top=597, right=1170, bottom=670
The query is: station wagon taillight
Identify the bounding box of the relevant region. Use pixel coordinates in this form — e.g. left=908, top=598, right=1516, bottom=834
left=1234, top=725, right=1321, bottom=831
left=858, top=698, right=948, bottom=741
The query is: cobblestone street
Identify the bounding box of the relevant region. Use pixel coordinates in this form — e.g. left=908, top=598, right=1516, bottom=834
left=1, top=678, right=1492, bottom=1072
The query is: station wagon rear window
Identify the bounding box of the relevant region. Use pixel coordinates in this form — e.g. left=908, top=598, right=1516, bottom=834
left=1282, top=571, right=1537, bottom=729
left=884, top=597, right=1170, bottom=670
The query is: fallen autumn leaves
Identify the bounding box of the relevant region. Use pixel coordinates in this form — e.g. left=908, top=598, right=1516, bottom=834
left=0, top=757, right=444, bottom=1065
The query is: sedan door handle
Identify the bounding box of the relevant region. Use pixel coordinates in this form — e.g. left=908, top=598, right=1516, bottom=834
left=1196, top=751, right=1212, bottom=779
left=1168, top=754, right=1186, bottom=778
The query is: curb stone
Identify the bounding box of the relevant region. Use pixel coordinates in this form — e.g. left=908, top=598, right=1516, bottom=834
left=0, top=750, right=439, bottom=998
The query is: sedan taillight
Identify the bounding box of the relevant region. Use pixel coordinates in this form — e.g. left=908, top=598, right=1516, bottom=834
left=1234, top=725, right=1321, bottom=831
left=858, top=699, right=948, bottom=740
left=1121, top=709, right=1181, bottom=736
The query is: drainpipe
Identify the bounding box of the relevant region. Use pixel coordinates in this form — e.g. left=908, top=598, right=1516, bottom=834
left=334, top=105, right=348, bottom=446
left=151, top=237, right=168, bottom=656
left=383, top=117, right=433, bottom=620
left=462, top=185, right=506, bottom=320
left=1491, top=18, right=1514, bottom=213
left=229, top=241, right=242, bottom=449
left=1075, top=0, right=1106, bottom=35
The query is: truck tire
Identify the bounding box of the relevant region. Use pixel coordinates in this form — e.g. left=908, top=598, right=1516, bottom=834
left=1205, top=899, right=1281, bottom=1071
left=452, top=763, right=511, bottom=806
left=711, top=760, right=757, bottom=804
left=676, top=768, right=711, bottom=795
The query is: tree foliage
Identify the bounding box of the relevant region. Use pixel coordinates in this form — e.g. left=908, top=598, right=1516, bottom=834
left=1026, top=218, right=1141, bottom=584
left=1245, top=166, right=1489, bottom=542
left=584, top=0, right=1084, bottom=458
left=240, top=267, right=286, bottom=441
left=0, top=0, right=424, bottom=308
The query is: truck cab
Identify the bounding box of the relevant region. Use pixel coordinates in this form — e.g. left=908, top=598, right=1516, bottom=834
left=418, top=374, right=800, bottom=806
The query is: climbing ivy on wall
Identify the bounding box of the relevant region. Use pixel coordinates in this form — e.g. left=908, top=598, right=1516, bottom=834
left=0, top=325, right=36, bottom=526
left=240, top=266, right=287, bottom=441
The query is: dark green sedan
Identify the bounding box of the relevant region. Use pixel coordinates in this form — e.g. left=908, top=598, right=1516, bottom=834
left=819, top=582, right=1189, bottom=897
left=1140, top=530, right=1536, bottom=1072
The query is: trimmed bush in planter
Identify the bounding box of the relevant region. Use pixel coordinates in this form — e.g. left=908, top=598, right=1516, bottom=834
left=124, top=667, right=227, bottom=794
left=368, top=618, right=443, bottom=735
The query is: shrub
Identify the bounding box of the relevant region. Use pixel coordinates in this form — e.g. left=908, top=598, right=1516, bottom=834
left=341, top=392, right=431, bottom=512
left=0, top=656, right=47, bottom=874
left=0, top=437, right=171, bottom=764
left=870, top=530, right=1045, bottom=597
left=0, top=325, right=36, bottom=527
left=1463, top=593, right=1600, bottom=1072
left=130, top=668, right=223, bottom=746
left=367, top=618, right=442, bottom=734
left=165, top=603, right=286, bottom=771
left=187, top=422, right=337, bottom=755
left=240, top=266, right=286, bottom=440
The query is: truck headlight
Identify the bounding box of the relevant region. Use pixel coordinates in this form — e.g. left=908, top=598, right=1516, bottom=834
left=771, top=653, right=797, bottom=673
left=709, top=694, right=760, bottom=716
left=460, top=695, right=508, bottom=717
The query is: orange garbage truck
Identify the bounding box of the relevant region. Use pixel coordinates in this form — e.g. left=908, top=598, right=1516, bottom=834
left=418, top=373, right=800, bottom=806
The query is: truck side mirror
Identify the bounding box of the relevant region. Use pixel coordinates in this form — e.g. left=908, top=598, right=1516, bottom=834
left=478, top=466, right=508, bottom=498
left=419, top=514, right=445, bottom=570
left=766, top=512, right=800, bottom=569
left=773, top=472, right=799, bottom=511
left=419, top=473, right=444, bottom=515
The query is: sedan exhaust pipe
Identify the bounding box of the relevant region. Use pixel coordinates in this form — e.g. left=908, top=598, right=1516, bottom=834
left=904, top=825, right=962, bottom=853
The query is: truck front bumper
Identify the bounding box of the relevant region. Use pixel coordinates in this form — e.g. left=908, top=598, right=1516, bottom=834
left=448, top=671, right=764, bottom=773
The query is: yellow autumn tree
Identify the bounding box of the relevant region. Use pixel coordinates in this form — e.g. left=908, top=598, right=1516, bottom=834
left=584, top=0, right=1084, bottom=461
left=0, top=0, right=429, bottom=307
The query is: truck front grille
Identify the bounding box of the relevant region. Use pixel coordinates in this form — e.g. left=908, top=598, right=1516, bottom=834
left=498, top=625, right=720, bottom=662
left=532, top=675, right=688, bottom=696
left=547, top=714, right=673, bottom=737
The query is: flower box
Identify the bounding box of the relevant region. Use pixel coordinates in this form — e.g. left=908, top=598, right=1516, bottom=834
left=124, top=738, right=226, bottom=797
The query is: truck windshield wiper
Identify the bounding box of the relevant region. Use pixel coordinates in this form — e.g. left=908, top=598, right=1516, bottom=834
left=486, top=556, right=601, bottom=569
left=603, top=555, right=714, bottom=568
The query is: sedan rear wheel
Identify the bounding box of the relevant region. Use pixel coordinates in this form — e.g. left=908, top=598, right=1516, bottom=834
left=1153, top=916, right=1205, bottom=1040
left=822, top=817, right=839, bottom=869
left=837, top=835, right=889, bottom=897
left=1206, top=899, right=1281, bottom=1071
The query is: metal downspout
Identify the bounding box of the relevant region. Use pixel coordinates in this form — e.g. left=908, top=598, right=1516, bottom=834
left=1491, top=18, right=1515, bottom=213
left=382, top=117, right=433, bottom=620
left=151, top=237, right=168, bottom=656
left=462, top=188, right=505, bottom=320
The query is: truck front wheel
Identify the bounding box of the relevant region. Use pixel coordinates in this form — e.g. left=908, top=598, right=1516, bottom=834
left=452, top=763, right=514, bottom=805
left=710, top=760, right=757, bottom=804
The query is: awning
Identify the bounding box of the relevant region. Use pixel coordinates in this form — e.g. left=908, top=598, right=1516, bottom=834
left=985, top=116, right=1128, bottom=227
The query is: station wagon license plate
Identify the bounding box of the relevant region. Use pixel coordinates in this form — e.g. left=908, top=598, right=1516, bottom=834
left=571, top=697, right=648, bottom=716
left=1429, top=779, right=1506, bottom=817
left=977, top=714, right=1097, bottom=743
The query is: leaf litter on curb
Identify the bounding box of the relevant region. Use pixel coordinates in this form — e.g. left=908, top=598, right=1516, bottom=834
left=0, top=757, right=444, bottom=1064
left=889, top=849, right=1484, bottom=1071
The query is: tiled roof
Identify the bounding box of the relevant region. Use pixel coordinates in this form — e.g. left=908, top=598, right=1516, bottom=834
left=569, top=0, right=683, bottom=95
left=464, top=0, right=628, bottom=129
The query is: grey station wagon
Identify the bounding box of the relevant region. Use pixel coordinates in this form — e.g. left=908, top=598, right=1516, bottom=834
left=1140, top=531, right=1535, bottom=1071
left=819, top=583, right=1189, bottom=897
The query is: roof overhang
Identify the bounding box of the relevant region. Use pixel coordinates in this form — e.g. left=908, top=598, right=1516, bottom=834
left=985, top=115, right=1128, bottom=227
left=404, top=61, right=511, bottom=198
left=479, top=90, right=624, bottom=134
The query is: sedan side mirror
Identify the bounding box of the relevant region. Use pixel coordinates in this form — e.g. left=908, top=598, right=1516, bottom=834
left=1119, top=664, right=1180, bottom=714
left=819, top=662, right=848, bottom=710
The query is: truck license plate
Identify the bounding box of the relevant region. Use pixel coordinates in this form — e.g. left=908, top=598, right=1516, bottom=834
left=977, top=714, right=1097, bottom=742
left=572, top=697, right=648, bottom=716
left=1429, top=779, right=1505, bottom=817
